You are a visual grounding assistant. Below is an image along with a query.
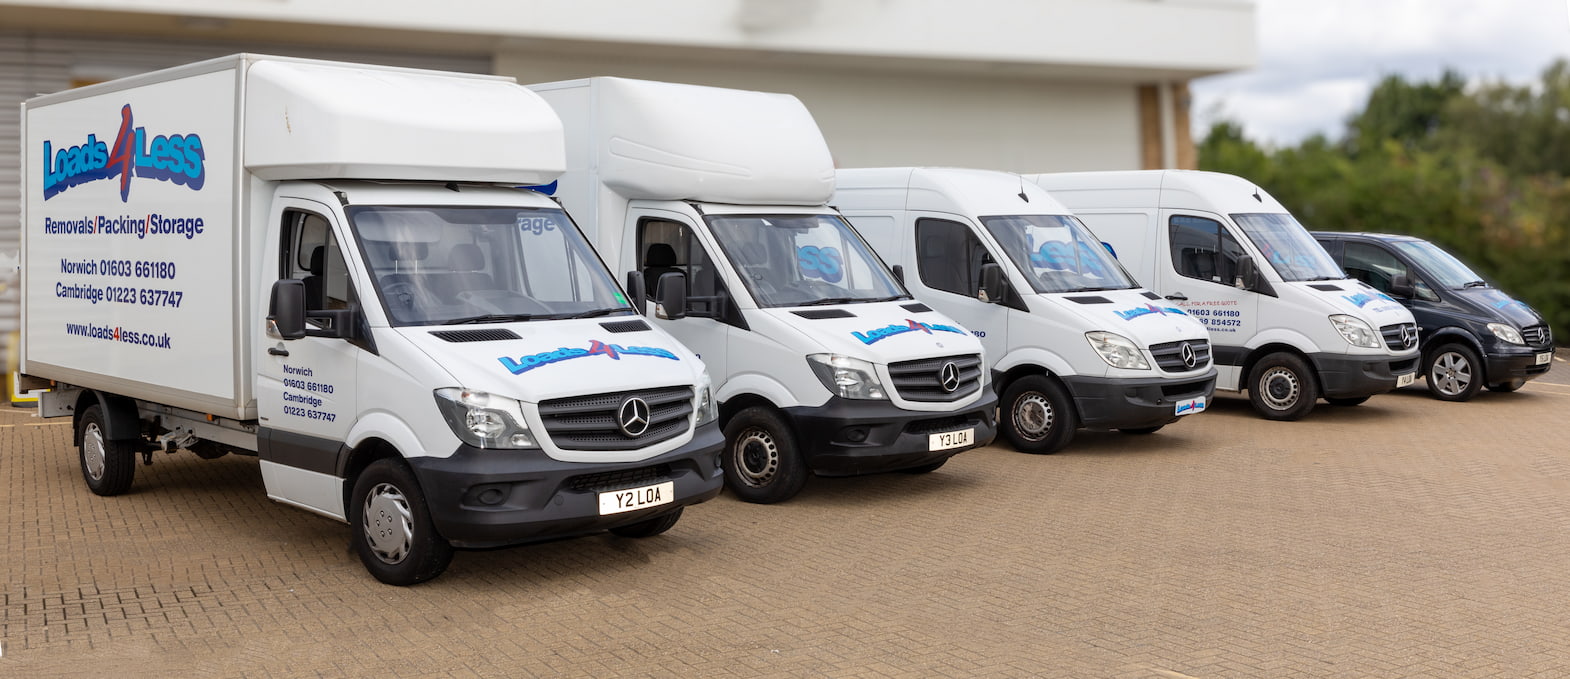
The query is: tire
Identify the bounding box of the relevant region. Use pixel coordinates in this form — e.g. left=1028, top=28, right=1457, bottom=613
left=899, top=460, right=947, bottom=474
left=1425, top=344, right=1484, bottom=402
left=1000, top=375, right=1077, bottom=454
left=1486, top=380, right=1525, bottom=393
left=1325, top=396, right=1370, bottom=406
left=1247, top=352, right=1318, bottom=421
left=1119, top=426, right=1164, bottom=435
left=722, top=407, right=809, bottom=504
left=349, top=459, right=453, bottom=586
left=609, top=507, right=684, bottom=538
left=77, top=405, right=137, bottom=496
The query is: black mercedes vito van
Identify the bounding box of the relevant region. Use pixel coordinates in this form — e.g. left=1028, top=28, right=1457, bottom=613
left=1313, top=231, right=1554, bottom=401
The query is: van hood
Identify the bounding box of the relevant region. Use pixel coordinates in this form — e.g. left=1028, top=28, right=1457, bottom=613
left=1042, top=288, right=1210, bottom=346
left=1299, top=281, right=1415, bottom=326
left=1454, top=287, right=1545, bottom=328
left=395, top=317, right=701, bottom=402
left=759, top=301, right=982, bottom=362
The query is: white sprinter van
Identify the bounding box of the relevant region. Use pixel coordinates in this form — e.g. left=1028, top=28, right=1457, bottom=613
left=833, top=168, right=1217, bottom=453
left=19, top=55, right=724, bottom=585
left=529, top=77, right=997, bottom=503
left=1031, top=170, right=1420, bottom=421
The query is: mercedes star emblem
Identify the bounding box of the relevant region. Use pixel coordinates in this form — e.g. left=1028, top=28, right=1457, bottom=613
left=1180, top=342, right=1198, bottom=369
left=617, top=397, right=651, bottom=437
left=939, top=362, right=961, bottom=393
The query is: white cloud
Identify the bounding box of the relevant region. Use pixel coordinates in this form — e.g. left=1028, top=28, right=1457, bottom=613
left=1191, top=0, right=1570, bottom=146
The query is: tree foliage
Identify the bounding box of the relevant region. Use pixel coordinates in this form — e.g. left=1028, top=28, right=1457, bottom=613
left=1200, top=60, right=1570, bottom=344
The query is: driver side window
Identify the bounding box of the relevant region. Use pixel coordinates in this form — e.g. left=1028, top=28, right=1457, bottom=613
left=283, top=210, right=354, bottom=312
left=637, top=219, right=723, bottom=318
left=1169, top=214, right=1243, bottom=285
left=915, top=218, right=987, bottom=298
left=1344, top=242, right=1435, bottom=301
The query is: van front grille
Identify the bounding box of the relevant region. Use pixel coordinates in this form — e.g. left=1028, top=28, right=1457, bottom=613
left=538, top=386, right=693, bottom=451
left=887, top=354, right=983, bottom=402
left=1150, top=339, right=1211, bottom=372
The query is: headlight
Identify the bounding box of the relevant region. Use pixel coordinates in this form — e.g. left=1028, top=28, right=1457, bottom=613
left=1330, top=314, right=1381, bottom=349
left=695, top=370, right=718, bottom=425
left=433, top=388, right=539, bottom=449
left=806, top=354, right=888, bottom=400
left=1488, top=322, right=1524, bottom=345
left=1085, top=331, right=1150, bottom=370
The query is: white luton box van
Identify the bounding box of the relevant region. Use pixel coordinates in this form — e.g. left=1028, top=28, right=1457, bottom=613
left=1031, top=170, right=1420, bottom=420
left=529, top=77, right=997, bottom=503
left=834, top=168, right=1216, bottom=453
left=20, top=55, right=724, bottom=585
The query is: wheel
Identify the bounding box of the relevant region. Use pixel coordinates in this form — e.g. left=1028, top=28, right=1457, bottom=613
left=1425, top=344, right=1484, bottom=402
left=609, top=507, right=684, bottom=538
left=1119, top=426, right=1164, bottom=435
left=1247, top=352, right=1318, bottom=421
left=349, top=459, right=453, bottom=586
left=1325, top=396, right=1370, bottom=406
left=1000, top=375, right=1077, bottom=454
left=1486, top=380, right=1525, bottom=393
left=77, top=404, right=137, bottom=496
left=722, top=407, right=809, bottom=504
left=899, top=460, right=947, bottom=474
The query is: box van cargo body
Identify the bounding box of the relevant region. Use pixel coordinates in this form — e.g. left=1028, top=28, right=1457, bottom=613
left=1031, top=171, right=1420, bottom=421
left=20, top=55, right=723, bottom=585
left=1313, top=231, right=1555, bottom=400
left=834, top=168, right=1216, bottom=453
left=530, top=77, right=996, bottom=503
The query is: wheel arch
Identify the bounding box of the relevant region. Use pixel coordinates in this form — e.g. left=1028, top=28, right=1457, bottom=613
left=1240, top=343, right=1318, bottom=394
left=72, top=390, right=141, bottom=445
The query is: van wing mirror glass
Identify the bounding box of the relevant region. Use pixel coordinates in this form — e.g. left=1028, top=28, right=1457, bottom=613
left=655, top=272, right=687, bottom=320
left=268, top=279, right=307, bottom=340
left=1389, top=273, right=1415, bottom=298
left=625, top=270, right=647, bottom=315
left=979, top=262, right=1009, bottom=304
left=1235, top=256, right=1260, bottom=291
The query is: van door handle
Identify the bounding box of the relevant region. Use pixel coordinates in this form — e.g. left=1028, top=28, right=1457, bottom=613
left=1165, top=292, right=1189, bottom=301
left=268, top=346, right=290, bottom=357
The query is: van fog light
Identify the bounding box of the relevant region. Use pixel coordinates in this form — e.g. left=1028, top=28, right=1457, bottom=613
left=843, top=427, right=869, bottom=443
left=476, top=487, right=507, bottom=506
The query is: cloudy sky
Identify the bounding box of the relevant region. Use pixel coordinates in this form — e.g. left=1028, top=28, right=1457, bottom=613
left=1189, top=0, right=1570, bottom=147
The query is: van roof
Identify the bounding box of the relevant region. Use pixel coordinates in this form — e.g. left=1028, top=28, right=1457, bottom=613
left=835, top=167, right=1073, bottom=217
left=1028, top=169, right=1289, bottom=215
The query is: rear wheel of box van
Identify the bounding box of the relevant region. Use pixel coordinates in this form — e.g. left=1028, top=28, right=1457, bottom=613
left=77, top=405, right=138, bottom=496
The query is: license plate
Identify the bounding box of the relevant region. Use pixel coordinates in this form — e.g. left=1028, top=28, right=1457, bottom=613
left=1397, top=372, right=1416, bottom=388
left=1175, top=397, right=1206, bottom=416
left=598, top=481, right=674, bottom=515
left=929, top=428, right=974, bottom=451
left=1536, top=352, right=1553, bottom=366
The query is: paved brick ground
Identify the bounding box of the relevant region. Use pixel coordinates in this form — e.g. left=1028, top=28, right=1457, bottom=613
left=4, top=356, right=1570, bottom=678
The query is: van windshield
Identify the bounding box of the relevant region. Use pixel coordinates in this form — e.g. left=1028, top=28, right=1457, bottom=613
left=1390, top=239, right=1488, bottom=289
left=346, top=206, right=633, bottom=326
left=979, top=214, right=1138, bottom=293
left=704, top=213, right=907, bottom=308
left=1232, top=213, right=1345, bottom=282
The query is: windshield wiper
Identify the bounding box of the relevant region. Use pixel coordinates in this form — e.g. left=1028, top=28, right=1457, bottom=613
left=565, top=307, right=634, bottom=319
left=795, top=297, right=863, bottom=307
left=1463, top=280, right=1489, bottom=288
left=446, top=314, right=535, bottom=325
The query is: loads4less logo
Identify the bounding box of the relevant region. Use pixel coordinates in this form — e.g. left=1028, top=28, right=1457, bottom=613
left=42, top=104, right=206, bottom=202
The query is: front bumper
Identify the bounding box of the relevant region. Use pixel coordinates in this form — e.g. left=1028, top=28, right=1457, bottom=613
left=1060, top=367, right=1217, bottom=430
left=782, top=391, right=999, bottom=477
left=408, top=422, right=725, bottom=548
left=1310, top=351, right=1421, bottom=399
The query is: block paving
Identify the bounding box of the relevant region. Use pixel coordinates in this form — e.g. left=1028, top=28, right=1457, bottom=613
left=4, top=356, right=1570, bottom=677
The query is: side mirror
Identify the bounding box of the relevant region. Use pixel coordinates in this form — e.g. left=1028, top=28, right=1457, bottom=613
left=979, top=263, right=1009, bottom=304
left=1389, top=273, right=1415, bottom=299
left=1235, top=256, right=1261, bottom=291
left=625, top=271, right=647, bottom=315
left=890, top=264, right=905, bottom=285
left=655, top=272, right=687, bottom=320
left=268, top=279, right=307, bottom=340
